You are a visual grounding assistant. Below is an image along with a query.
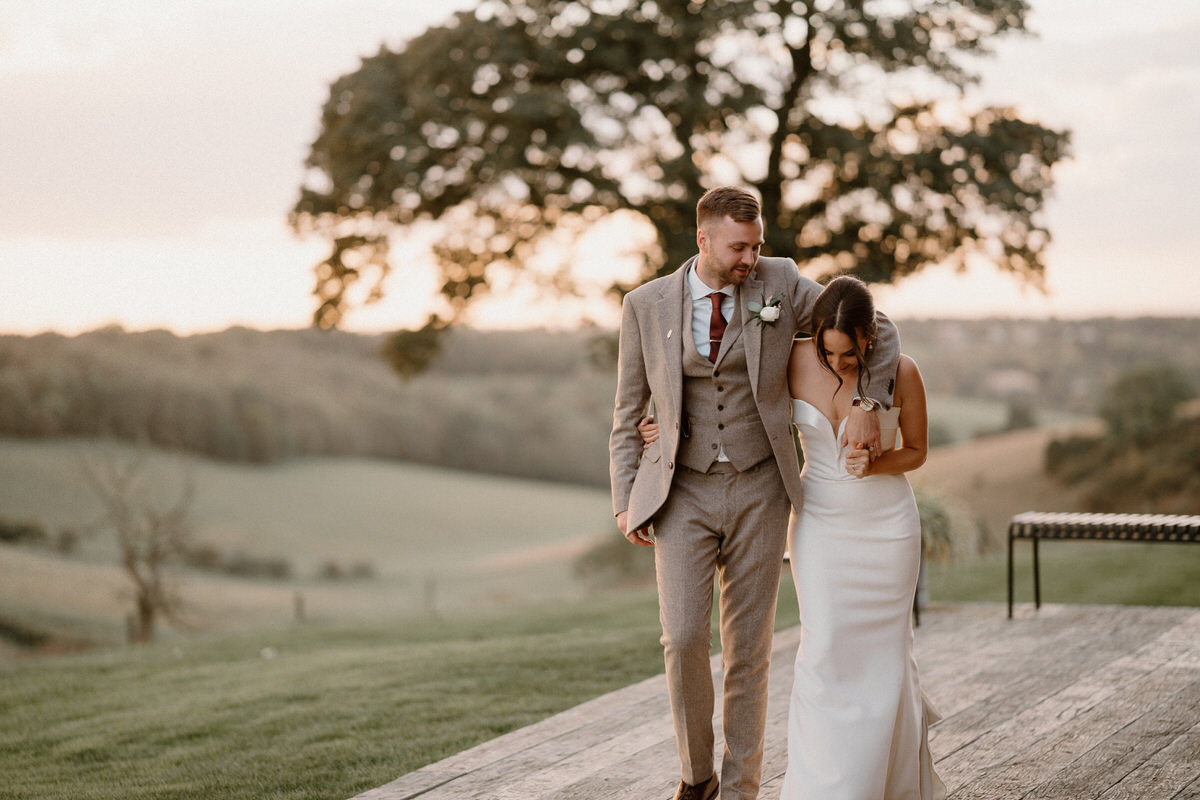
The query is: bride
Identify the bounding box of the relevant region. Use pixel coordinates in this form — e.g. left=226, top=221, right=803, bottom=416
left=781, top=275, right=943, bottom=800
left=636, top=275, right=943, bottom=798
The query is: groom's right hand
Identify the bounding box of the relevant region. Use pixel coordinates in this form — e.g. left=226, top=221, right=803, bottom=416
left=617, top=511, right=654, bottom=546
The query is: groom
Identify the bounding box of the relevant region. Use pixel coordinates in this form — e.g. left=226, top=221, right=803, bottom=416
left=609, top=186, right=899, bottom=800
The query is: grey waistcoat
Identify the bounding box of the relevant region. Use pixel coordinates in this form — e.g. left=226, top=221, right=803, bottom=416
left=676, top=296, right=774, bottom=473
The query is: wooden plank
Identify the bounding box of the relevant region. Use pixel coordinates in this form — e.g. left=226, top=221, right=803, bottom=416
left=1019, top=676, right=1200, bottom=799
left=351, top=674, right=670, bottom=799
left=928, top=606, right=1189, bottom=773
left=944, top=610, right=1200, bottom=800
left=1171, top=775, right=1200, bottom=800
left=349, top=605, right=1200, bottom=800
left=1087, top=714, right=1200, bottom=800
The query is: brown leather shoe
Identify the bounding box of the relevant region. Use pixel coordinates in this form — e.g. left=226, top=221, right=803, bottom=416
left=672, top=774, right=718, bottom=800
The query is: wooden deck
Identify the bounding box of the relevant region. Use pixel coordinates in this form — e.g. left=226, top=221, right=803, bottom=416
left=351, top=604, right=1200, bottom=800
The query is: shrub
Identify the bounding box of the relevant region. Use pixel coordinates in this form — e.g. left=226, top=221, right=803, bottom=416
left=1044, top=434, right=1106, bottom=483
left=915, top=488, right=954, bottom=564
left=1099, top=364, right=1195, bottom=445
left=316, top=560, right=376, bottom=581
left=181, top=543, right=225, bottom=571
left=1044, top=413, right=1200, bottom=516
left=913, top=485, right=982, bottom=563
left=55, top=526, right=80, bottom=554
left=0, top=518, right=49, bottom=546
left=222, top=553, right=293, bottom=580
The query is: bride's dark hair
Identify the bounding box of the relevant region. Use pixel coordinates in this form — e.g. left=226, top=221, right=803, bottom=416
left=812, top=275, right=877, bottom=398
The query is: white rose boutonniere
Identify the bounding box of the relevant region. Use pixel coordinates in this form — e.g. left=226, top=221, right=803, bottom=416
left=748, top=294, right=785, bottom=327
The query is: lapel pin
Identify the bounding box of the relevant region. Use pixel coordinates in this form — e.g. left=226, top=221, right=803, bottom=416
left=667, top=330, right=673, bottom=339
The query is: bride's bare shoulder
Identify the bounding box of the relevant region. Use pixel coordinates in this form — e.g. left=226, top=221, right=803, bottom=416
left=789, top=337, right=816, bottom=366
left=893, top=353, right=925, bottom=404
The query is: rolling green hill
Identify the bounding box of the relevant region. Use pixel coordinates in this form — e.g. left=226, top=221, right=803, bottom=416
left=0, top=437, right=615, bottom=651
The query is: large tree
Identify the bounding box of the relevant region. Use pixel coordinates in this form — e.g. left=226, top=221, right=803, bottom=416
left=292, top=0, right=1069, bottom=362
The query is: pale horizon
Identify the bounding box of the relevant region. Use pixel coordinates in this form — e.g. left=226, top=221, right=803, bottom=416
left=3, top=0, right=1199, bottom=336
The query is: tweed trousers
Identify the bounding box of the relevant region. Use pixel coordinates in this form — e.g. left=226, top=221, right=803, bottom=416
left=652, top=457, right=791, bottom=800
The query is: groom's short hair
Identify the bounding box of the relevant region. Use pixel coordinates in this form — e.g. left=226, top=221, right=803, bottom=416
left=697, top=186, right=761, bottom=229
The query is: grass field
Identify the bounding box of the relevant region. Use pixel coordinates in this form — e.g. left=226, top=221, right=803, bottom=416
left=930, top=540, right=1200, bottom=607
left=0, top=589, right=668, bottom=800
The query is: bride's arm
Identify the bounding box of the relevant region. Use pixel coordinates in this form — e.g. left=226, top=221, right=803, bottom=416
left=787, top=338, right=814, bottom=400
left=849, top=355, right=928, bottom=477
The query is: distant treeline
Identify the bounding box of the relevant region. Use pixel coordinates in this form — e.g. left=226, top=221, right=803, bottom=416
left=0, top=325, right=614, bottom=485
left=1, top=317, right=1196, bottom=486
left=897, top=317, right=1200, bottom=413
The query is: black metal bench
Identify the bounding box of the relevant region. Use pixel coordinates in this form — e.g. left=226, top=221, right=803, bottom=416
left=1007, top=511, right=1200, bottom=618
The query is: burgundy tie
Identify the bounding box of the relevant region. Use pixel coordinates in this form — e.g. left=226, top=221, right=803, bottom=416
left=707, top=292, right=727, bottom=364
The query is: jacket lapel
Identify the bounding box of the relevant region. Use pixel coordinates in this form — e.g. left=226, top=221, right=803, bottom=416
left=738, top=274, right=765, bottom=395
left=652, top=261, right=689, bottom=416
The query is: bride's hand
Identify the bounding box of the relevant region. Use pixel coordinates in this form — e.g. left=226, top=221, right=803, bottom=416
left=845, top=447, right=870, bottom=478
left=844, top=404, right=882, bottom=460
left=636, top=415, right=659, bottom=449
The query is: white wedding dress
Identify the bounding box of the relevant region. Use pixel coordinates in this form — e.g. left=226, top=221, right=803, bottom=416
left=781, top=400, right=945, bottom=800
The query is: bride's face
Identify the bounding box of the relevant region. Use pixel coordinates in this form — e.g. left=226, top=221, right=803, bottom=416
left=820, top=329, right=870, bottom=377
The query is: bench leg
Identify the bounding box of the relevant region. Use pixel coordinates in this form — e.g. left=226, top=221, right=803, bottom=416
left=1007, top=532, right=1014, bottom=619
left=1032, top=536, right=1041, bottom=609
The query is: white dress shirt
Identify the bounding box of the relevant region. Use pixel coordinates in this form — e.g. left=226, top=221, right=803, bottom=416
left=687, top=263, right=735, bottom=362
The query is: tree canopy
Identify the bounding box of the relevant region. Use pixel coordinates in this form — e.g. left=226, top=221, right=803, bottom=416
left=292, top=0, right=1070, bottom=348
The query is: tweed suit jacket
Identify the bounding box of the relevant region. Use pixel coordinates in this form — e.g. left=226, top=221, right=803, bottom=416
left=609, top=255, right=899, bottom=533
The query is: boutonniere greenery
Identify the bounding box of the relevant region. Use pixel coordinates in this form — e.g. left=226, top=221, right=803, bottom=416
left=748, top=293, right=785, bottom=326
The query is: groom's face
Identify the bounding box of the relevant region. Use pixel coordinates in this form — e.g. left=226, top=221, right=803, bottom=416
left=696, top=214, right=764, bottom=290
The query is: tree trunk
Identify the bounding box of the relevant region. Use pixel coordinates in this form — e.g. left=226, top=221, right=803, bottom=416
left=133, top=593, right=155, bottom=644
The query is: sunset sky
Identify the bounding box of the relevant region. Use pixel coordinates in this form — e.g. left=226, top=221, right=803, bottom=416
left=3, top=0, right=1198, bottom=335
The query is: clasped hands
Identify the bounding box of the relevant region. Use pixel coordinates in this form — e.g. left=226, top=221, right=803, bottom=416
left=844, top=403, right=881, bottom=479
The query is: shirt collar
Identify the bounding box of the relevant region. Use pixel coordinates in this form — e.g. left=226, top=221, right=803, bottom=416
left=687, top=261, right=735, bottom=301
